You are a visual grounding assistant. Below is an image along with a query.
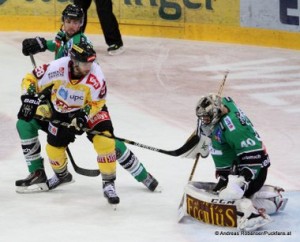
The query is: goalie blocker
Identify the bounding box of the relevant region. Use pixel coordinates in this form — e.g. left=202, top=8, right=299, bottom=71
left=178, top=181, right=288, bottom=231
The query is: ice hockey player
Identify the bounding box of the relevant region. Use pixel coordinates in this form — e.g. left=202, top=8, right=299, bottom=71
left=18, top=4, right=158, bottom=193
left=181, top=93, right=287, bottom=231
left=17, top=40, right=125, bottom=205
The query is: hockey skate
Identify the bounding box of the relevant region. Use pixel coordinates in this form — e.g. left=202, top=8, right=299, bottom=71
left=15, top=169, right=49, bottom=193
left=142, top=173, right=160, bottom=192
left=47, top=172, right=74, bottom=190
left=107, top=44, right=125, bottom=56
left=103, top=181, right=120, bottom=209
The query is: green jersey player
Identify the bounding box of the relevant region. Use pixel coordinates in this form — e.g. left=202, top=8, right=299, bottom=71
left=196, top=94, right=270, bottom=198
left=181, top=93, right=287, bottom=231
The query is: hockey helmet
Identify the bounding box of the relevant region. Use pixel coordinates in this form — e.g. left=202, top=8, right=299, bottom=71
left=62, top=4, right=84, bottom=24
left=196, top=93, right=223, bottom=126
left=70, top=40, right=96, bottom=63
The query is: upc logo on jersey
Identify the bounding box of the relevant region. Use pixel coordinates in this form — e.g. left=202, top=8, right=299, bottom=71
left=56, top=86, right=85, bottom=111
left=58, top=87, right=68, bottom=100
left=86, top=74, right=100, bottom=89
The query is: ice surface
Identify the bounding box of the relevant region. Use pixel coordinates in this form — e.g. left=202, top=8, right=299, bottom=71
left=0, top=32, right=299, bottom=242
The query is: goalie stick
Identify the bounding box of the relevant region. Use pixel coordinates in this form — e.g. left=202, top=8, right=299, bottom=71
left=217, top=70, right=229, bottom=96
left=29, top=55, right=100, bottom=177
left=178, top=153, right=200, bottom=222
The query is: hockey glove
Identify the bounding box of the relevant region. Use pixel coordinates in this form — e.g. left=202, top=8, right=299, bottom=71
left=22, top=37, right=47, bottom=56
left=55, top=31, right=67, bottom=44
left=181, top=133, right=211, bottom=159
left=218, top=175, right=249, bottom=200
left=17, top=94, right=41, bottom=121
left=69, top=109, right=89, bottom=131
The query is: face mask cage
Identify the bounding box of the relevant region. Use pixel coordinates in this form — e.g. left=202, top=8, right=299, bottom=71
left=196, top=94, right=223, bottom=132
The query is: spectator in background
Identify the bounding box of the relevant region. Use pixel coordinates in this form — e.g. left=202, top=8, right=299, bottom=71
left=73, top=0, right=125, bottom=55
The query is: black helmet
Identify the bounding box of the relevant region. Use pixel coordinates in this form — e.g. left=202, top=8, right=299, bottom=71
left=62, top=4, right=84, bottom=22
left=70, top=40, right=96, bottom=63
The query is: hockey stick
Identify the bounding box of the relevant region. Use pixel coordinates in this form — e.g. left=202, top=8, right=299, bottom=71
left=29, top=55, right=100, bottom=177
left=66, top=147, right=100, bottom=177
left=217, top=70, right=229, bottom=96
left=35, top=115, right=200, bottom=157
left=29, top=54, right=37, bottom=68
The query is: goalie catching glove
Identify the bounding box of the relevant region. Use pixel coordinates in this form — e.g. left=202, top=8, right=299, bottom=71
left=22, top=37, right=47, bottom=56
left=181, top=132, right=211, bottom=159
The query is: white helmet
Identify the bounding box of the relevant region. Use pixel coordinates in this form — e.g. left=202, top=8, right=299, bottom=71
left=196, top=93, right=223, bottom=127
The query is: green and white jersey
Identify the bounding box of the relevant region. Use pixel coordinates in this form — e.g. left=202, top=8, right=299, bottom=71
left=46, top=32, right=90, bottom=60
left=210, top=97, right=270, bottom=178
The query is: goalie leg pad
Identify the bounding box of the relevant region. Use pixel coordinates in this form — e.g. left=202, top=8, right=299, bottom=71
left=235, top=198, right=272, bottom=231
left=181, top=182, right=272, bottom=231
left=251, top=185, right=288, bottom=214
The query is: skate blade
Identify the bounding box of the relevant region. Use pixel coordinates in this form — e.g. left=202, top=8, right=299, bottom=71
left=16, top=183, right=49, bottom=193
left=153, top=185, right=163, bottom=193
left=111, top=204, right=118, bottom=210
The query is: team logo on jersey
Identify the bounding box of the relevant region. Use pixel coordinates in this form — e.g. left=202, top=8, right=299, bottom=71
left=86, top=73, right=100, bottom=89
left=213, top=128, right=222, bottom=143
left=224, top=116, right=235, bottom=131
left=48, top=67, right=64, bottom=79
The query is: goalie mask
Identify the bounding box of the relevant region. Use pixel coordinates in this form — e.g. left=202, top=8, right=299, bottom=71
left=62, top=4, right=84, bottom=26
left=196, top=93, right=223, bottom=130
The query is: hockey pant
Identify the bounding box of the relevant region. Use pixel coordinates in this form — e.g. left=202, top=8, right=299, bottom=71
left=46, top=132, right=117, bottom=181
